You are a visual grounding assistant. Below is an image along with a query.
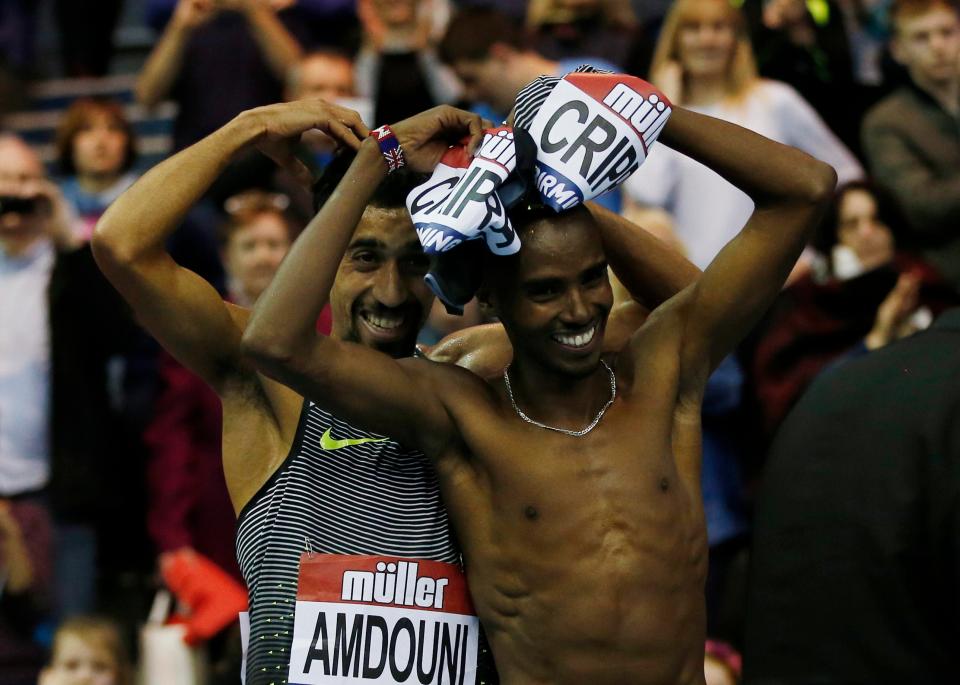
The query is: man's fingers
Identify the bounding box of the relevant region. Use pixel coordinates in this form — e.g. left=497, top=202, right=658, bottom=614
left=451, top=110, right=485, bottom=155
left=327, top=120, right=363, bottom=151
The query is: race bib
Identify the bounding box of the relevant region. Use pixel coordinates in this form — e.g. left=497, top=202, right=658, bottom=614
left=288, top=554, right=479, bottom=685
left=522, top=72, right=671, bottom=211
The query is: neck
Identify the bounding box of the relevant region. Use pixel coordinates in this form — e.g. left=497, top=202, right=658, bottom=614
left=683, top=73, right=730, bottom=107
left=913, top=73, right=960, bottom=115
left=0, top=231, right=45, bottom=258
left=506, top=356, right=612, bottom=432
left=77, top=172, right=121, bottom=195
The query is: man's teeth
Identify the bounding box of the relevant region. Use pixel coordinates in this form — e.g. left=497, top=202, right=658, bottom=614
left=363, top=312, right=404, bottom=330
left=552, top=326, right=596, bottom=348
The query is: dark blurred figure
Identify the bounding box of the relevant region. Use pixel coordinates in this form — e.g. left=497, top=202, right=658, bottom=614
left=354, top=0, right=460, bottom=125
left=744, top=306, right=960, bottom=684
left=748, top=180, right=958, bottom=439
left=137, top=0, right=304, bottom=204
left=53, top=0, right=125, bottom=77
left=861, top=0, right=960, bottom=290
left=55, top=98, right=138, bottom=242
left=746, top=0, right=868, bottom=154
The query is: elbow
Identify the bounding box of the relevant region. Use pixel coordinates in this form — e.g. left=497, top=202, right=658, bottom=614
left=800, top=160, right=838, bottom=206
left=91, top=220, right=134, bottom=271
left=770, top=159, right=836, bottom=208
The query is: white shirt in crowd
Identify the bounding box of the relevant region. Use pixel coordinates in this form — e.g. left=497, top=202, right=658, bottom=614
left=626, top=79, right=864, bottom=268
left=0, top=239, right=54, bottom=495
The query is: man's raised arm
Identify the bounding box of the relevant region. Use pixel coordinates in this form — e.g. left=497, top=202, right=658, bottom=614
left=92, top=100, right=366, bottom=390
left=657, top=107, right=837, bottom=380
left=242, top=107, right=487, bottom=457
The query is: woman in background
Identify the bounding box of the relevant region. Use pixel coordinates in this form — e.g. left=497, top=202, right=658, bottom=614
left=55, top=98, right=138, bottom=241
left=624, top=0, right=862, bottom=269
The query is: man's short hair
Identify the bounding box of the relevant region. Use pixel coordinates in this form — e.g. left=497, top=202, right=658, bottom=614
left=438, top=7, right=525, bottom=65
left=890, top=0, right=959, bottom=29
left=312, top=150, right=427, bottom=213
left=54, top=97, right=137, bottom=176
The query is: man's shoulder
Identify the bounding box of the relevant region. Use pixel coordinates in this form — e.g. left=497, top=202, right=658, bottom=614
left=863, top=87, right=928, bottom=132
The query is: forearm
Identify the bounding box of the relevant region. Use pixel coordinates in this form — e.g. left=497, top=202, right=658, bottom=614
left=94, top=112, right=260, bottom=265
left=135, top=19, right=191, bottom=106
left=661, top=108, right=836, bottom=210
left=244, top=139, right=386, bottom=361
left=586, top=202, right=700, bottom=309
left=244, top=5, right=302, bottom=82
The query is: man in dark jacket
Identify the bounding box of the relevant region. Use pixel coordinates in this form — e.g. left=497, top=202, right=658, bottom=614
left=744, top=306, right=960, bottom=683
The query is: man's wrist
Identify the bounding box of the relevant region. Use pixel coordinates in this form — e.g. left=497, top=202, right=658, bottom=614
left=225, top=109, right=270, bottom=151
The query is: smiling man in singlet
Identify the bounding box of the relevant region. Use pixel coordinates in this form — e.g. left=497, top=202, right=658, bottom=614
left=242, top=80, right=837, bottom=682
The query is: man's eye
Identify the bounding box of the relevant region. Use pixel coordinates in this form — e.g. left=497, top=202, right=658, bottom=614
left=354, top=251, right=377, bottom=263
left=528, top=285, right=559, bottom=300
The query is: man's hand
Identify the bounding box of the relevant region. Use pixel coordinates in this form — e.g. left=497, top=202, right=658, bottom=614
left=865, top=272, right=922, bottom=350
left=245, top=100, right=370, bottom=187
left=391, top=105, right=488, bottom=173
left=0, top=175, right=79, bottom=251
left=172, top=0, right=219, bottom=30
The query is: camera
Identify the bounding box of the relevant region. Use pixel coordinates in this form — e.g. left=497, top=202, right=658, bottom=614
left=0, top=196, right=39, bottom=216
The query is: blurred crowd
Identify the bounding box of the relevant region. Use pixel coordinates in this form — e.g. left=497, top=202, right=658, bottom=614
left=0, top=0, right=958, bottom=683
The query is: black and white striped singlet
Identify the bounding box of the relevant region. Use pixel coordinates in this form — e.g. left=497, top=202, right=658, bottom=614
left=236, top=400, right=461, bottom=685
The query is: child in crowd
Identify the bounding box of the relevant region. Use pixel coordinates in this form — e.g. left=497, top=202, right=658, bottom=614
left=38, top=617, right=131, bottom=685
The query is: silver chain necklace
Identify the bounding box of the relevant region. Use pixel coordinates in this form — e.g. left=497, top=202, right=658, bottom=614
left=503, top=360, right=616, bottom=437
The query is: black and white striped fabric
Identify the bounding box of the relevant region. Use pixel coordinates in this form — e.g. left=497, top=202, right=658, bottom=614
left=512, top=64, right=609, bottom=132
left=236, top=400, right=459, bottom=685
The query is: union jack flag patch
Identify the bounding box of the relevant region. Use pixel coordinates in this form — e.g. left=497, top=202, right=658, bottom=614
left=370, top=125, right=406, bottom=173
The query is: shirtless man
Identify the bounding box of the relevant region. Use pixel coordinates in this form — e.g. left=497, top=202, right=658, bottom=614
left=242, top=99, right=837, bottom=683
left=91, top=99, right=697, bottom=684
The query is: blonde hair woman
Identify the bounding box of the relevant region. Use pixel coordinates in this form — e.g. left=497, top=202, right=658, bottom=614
left=624, top=0, right=863, bottom=268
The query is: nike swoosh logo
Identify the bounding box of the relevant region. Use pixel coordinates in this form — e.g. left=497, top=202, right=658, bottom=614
left=320, top=427, right=389, bottom=451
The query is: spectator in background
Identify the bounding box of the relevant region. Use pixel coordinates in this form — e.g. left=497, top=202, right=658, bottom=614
left=38, top=616, right=131, bottom=685
left=0, top=499, right=52, bottom=685
left=861, top=0, right=960, bottom=290
left=0, top=134, right=135, bottom=621
left=281, top=49, right=370, bottom=218
left=748, top=180, right=958, bottom=437
left=55, top=98, right=138, bottom=242
left=136, top=0, right=304, bottom=203
left=743, top=306, right=960, bottom=684
left=624, top=0, right=862, bottom=269
left=526, top=0, right=640, bottom=68
left=286, top=49, right=356, bottom=103
left=438, top=6, right=623, bottom=210
left=354, top=0, right=461, bottom=125
left=440, top=6, right=620, bottom=122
